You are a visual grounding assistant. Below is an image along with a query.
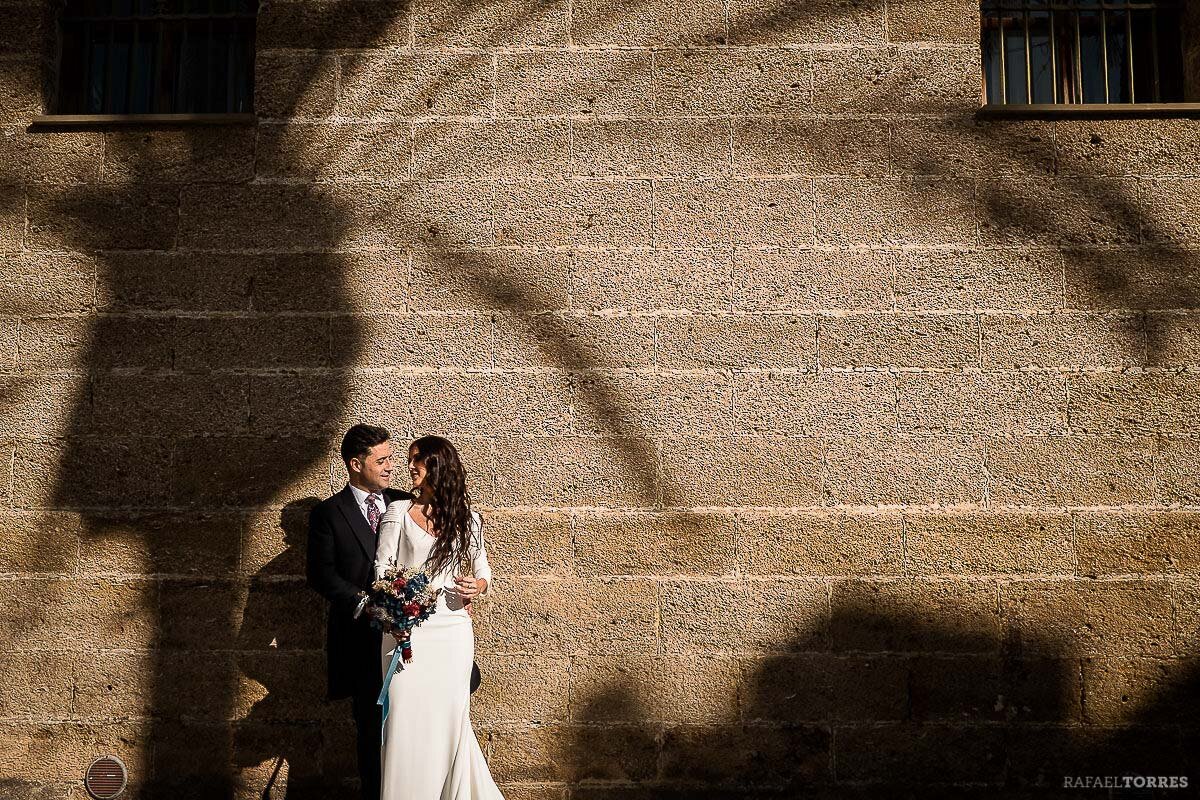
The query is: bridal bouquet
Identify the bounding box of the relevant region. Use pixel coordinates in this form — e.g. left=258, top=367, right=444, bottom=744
left=367, top=561, right=441, bottom=731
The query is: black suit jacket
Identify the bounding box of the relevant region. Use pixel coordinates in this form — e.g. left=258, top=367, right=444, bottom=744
left=306, top=485, right=481, bottom=700
left=307, top=485, right=415, bottom=700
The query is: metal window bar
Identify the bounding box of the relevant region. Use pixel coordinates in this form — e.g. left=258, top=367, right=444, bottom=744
left=58, top=1, right=256, bottom=115
left=981, top=0, right=1185, bottom=105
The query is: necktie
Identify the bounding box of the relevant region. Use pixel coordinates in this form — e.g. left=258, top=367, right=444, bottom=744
left=366, top=493, right=382, bottom=533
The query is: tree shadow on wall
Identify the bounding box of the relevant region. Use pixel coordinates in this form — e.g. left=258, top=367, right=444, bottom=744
left=563, top=596, right=1200, bottom=799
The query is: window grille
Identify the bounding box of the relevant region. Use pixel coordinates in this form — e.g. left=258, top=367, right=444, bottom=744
left=982, top=0, right=1186, bottom=105
left=56, top=0, right=257, bottom=115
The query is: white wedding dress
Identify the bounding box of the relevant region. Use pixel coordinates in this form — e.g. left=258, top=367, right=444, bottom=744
left=373, top=499, right=504, bottom=800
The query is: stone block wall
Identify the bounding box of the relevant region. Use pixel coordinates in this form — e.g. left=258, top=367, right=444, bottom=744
left=1, top=0, right=1199, bottom=797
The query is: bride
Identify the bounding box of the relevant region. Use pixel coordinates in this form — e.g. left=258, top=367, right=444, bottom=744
left=373, top=435, right=504, bottom=800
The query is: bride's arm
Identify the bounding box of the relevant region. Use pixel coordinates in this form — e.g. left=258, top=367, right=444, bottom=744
left=471, top=513, right=493, bottom=597
left=374, top=513, right=404, bottom=581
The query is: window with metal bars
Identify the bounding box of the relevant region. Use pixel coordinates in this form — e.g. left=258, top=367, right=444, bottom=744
left=55, top=0, right=257, bottom=116
left=982, top=0, right=1187, bottom=105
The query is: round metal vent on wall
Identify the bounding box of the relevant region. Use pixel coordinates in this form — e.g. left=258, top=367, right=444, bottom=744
left=85, top=755, right=128, bottom=799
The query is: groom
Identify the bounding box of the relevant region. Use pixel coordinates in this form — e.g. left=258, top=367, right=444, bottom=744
left=307, top=424, right=483, bottom=800
left=307, top=424, right=410, bottom=800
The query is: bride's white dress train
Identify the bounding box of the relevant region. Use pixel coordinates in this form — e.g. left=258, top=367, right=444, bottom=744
left=374, top=499, right=504, bottom=800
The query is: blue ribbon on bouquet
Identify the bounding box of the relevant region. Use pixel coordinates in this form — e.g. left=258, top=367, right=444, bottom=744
left=377, top=645, right=405, bottom=742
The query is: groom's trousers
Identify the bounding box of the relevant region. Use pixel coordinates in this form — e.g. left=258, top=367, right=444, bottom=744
left=351, top=688, right=382, bottom=800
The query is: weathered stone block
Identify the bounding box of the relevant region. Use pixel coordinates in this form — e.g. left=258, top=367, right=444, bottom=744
left=255, top=122, right=411, bottom=182
left=0, top=511, right=81, bottom=573
left=903, top=511, right=1074, bottom=575
left=1069, top=373, right=1200, bottom=435
left=405, top=372, right=574, bottom=436
left=893, top=248, right=1062, bottom=311
left=27, top=185, right=178, bottom=251
left=15, top=438, right=174, bottom=509
left=653, top=49, right=811, bottom=115
left=486, top=723, right=658, bottom=783
left=0, top=128, right=102, bottom=183
left=0, top=375, right=85, bottom=439
left=415, top=0, right=568, bottom=47
left=490, top=436, right=658, bottom=507
left=102, top=129, right=254, bottom=183
left=97, top=252, right=255, bottom=312
left=1076, top=512, right=1200, bottom=576
left=815, top=178, right=976, bottom=246
left=821, top=313, right=979, bottom=369
left=571, top=372, right=733, bottom=437
left=480, top=510, right=573, bottom=577
left=887, top=0, right=979, bottom=41
left=734, top=248, right=890, bottom=312
left=255, top=51, right=338, bottom=119
left=737, top=511, right=904, bottom=576
left=741, top=653, right=907, bottom=722
left=909, top=654, right=1003, bottom=722
left=410, top=248, right=570, bottom=313
left=1002, top=580, right=1175, bottom=657
left=978, top=177, right=1141, bottom=246
left=18, top=315, right=173, bottom=372
left=1142, top=178, right=1200, bottom=243
left=655, top=178, right=815, bottom=249
left=890, top=117, right=1055, bottom=176
left=473, top=578, right=658, bottom=654
left=1057, top=120, right=1200, bottom=178
left=658, top=436, right=824, bottom=507
left=175, top=317, right=329, bottom=371
left=494, top=179, right=652, bottom=248
left=0, top=650, right=74, bottom=717
left=0, top=578, right=157, bottom=650
left=727, top=0, right=885, bottom=45
left=340, top=312, right=493, bottom=369
left=811, top=47, right=979, bottom=114
left=493, top=312, right=655, bottom=370
left=571, top=0, right=724, bottom=46
left=472, top=652, right=570, bottom=724
left=338, top=52, right=494, bottom=117
left=660, top=578, right=828, bottom=652
left=572, top=249, right=731, bottom=312
left=572, top=119, right=730, bottom=178
left=80, top=511, right=243, bottom=578
left=980, top=312, right=1145, bottom=369
left=1081, top=657, right=1199, bottom=725
left=1156, top=436, right=1200, bottom=505
left=496, top=52, right=654, bottom=116
left=413, top=120, right=571, bottom=180
left=574, top=511, right=736, bottom=577
left=660, top=723, right=832, bottom=785
left=734, top=371, right=895, bottom=437
left=829, top=579, right=1002, bottom=653
left=571, top=652, right=740, bottom=723
left=1147, top=311, right=1200, bottom=368
left=836, top=723, right=1005, bottom=784
left=896, top=372, right=1067, bottom=435
left=733, top=117, right=889, bottom=177
left=170, top=436, right=331, bottom=508
left=656, top=313, right=817, bottom=370
left=986, top=436, right=1157, bottom=506
left=1064, top=247, right=1200, bottom=311
left=259, top=0, right=410, bottom=49
left=90, top=374, right=248, bottom=436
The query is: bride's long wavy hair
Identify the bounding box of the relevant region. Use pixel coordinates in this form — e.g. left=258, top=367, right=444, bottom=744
left=409, top=435, right=475, bottom=578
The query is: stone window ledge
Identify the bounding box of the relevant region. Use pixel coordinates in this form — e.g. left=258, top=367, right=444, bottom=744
left=29, top=113, right=258, bottom=129
left=977, top=103, right=1200, bottom=120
